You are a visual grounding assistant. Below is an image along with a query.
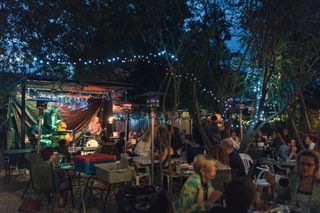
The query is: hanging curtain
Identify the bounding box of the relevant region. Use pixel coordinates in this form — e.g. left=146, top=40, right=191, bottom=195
left=12, top=98, right=102, bottom=145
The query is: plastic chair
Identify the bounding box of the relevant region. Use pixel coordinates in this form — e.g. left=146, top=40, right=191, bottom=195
left=239, top=153, right=253, bottom=176
left=162, top=159, right=186, bottom=191
left=132, top=163, right=151, bottom=186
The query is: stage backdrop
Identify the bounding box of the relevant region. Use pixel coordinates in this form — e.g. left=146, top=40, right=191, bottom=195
left=11, top=98, right=102, bottom=147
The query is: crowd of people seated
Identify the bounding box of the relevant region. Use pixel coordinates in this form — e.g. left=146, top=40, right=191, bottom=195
left=32, top=110, right=320, bottom=213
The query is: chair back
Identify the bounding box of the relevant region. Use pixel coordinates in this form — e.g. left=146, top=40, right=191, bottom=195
left=30, top=162, right=56, bottom=193
left=247, top=158, right=287, bottom=180
left=239, top=153, right=253, bottom=176
left=26, top=153, right=42, bottom=164
left=212, top=169, right=232, bottom=192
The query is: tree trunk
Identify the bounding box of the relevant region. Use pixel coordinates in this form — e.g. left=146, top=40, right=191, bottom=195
left=290, top=118, right=305, bottom=149
left=167, top=124, right=173, bottom=205
left=190, top=83, right=212, bottom=151
left=299, top=91, right=311, bottom=134
left=21, top=80, right=26, bottom=148
left=239, top=125, right=255, bottom=153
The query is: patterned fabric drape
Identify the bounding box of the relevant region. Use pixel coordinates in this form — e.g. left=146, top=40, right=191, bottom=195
left=12, top=98, right=102, bottom=145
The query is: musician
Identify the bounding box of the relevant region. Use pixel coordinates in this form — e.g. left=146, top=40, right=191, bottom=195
left=27, top=118, right=50, bottom=149
left=88, top=116, right=102, bottom=136
left=43, top=106, right=62, bottom=134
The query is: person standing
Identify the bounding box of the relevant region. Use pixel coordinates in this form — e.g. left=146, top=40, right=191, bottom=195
left=205, top=114, right=224, bottom=146
left=43, top=106, right=62, bottom=134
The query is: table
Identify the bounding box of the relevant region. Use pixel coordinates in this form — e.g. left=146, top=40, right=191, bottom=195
left=3, top=148, right=33, bottom=154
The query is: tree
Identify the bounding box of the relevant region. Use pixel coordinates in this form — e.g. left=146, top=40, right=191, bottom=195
left=230, top=0, right=320, bottom=152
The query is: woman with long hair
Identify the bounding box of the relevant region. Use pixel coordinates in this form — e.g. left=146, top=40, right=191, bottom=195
left=267, top=150, right=320, bottom=212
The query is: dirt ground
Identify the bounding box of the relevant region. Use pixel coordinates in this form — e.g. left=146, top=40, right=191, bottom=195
left=0, top=170, right=108, bottom=213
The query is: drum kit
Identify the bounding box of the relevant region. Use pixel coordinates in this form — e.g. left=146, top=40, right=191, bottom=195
left=81, top=133, right=100, bottom=148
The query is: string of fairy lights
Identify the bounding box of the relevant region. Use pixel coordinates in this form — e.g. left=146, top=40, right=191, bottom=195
left=0, top=50, right=177, bottom=66
left=3, top=50, right=224, bottom=105
left=26, top=88, right=113, bottom=110
left=2, top=50, right=281, bottom=127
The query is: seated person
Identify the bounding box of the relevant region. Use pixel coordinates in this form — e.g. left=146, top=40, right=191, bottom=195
left=305, top=135, right=316, bottom=151
left=253, top=130, right=267, bottom=147
left=134, top=131, right=151, bottom=157
left=287, top=138, right=298, bottom=160
left=266, top=150, right=320, bottom=212
left=314, top=142, right=320, bottom=158
left=174, top=154, right=222, bottom=212
left=41, top=147, right=68, bottom=207
left=172, top=127, right=183, bottom=157
left=160, top=144, right=174, bottom=161
left=209, top=178, right=256, bottom=213
left=55, top=139, right=71, bottom=163
left=271, top=131, right=289, bottom=160
left=185, top=135, right=204, bottom=164
left=221, top=138, right=246, bottom=179
left=115, top=132, right=125, bottom=159
left=230, top=130, right=240, bottom=150
left=209, top=145, right=231, bottom=170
